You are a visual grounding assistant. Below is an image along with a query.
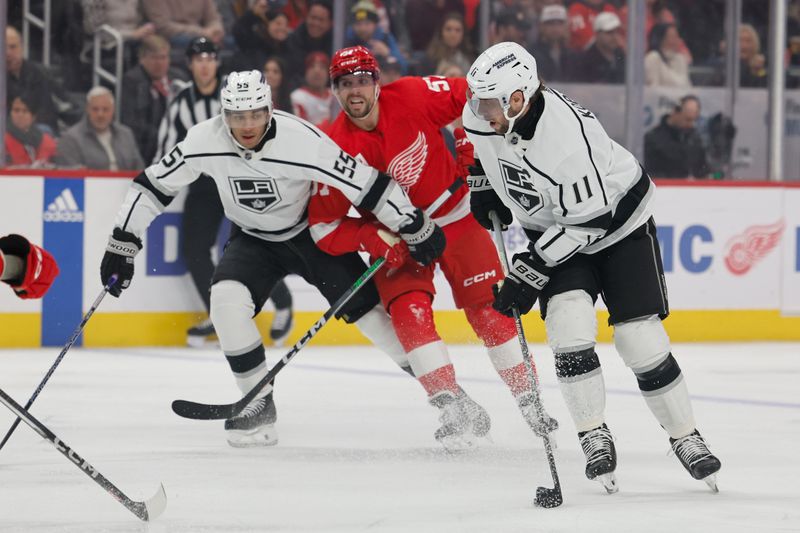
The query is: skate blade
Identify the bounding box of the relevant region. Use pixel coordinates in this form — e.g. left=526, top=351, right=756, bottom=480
left=595, top=472, right=618, bottom=494
left=226, top=425, right=279, bottom=448
left=703, top=474, right=719, bottom=493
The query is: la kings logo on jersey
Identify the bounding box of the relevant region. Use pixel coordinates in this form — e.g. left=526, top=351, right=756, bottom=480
left=229, top=177, right=281, bottom=214
left=498, top=159, right=543, bottom=215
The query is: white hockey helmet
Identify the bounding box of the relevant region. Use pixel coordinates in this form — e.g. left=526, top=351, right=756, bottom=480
left=220, top=70, right=273, bottom=130
left=466, top=42, right=540, bottom=131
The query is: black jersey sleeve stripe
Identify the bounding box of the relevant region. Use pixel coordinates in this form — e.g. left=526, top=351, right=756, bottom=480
left=558, top=184, right=568, bottom=216
left=555, top=244, right=582, bottom=264
left=120, top=193, right=142, bottom=232
left=357, top=172, right=393, bottom=211
left=153, top=160, right=186, bottom=180
left=550, top=90, right=609, bottom=206
left=259, top=157, right=362, bottom=192
left=464, top=126, right=502, bottom=136
left=522, top=155, right=558, bottom=186
left=565, top=210, right=613, bottom=231
left=539, top=227, right=566, bottom=250
left=133, top=172, right=174, bottom=206
left=184, top=152, right=240, bottom=159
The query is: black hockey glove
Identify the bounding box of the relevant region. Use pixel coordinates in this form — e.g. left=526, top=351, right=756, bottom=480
left=399, top=208, right=446, bottom=266
left=467, top=161, right=513, bottom=231
left=100, top=228, right=142, bottom=297
left=492, top=250, right=552, bottom=317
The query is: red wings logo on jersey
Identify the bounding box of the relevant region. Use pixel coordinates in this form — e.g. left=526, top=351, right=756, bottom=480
left=723, top=219, right=785, bottom=275
left=387, top=131, right=428, bottom=191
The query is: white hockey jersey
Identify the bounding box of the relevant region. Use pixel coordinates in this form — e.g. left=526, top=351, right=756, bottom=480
left=462, top=87, right=654, bottom=267
left=114, top=110, right=417, bottom=242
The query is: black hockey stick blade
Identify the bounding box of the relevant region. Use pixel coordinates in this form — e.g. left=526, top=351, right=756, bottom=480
left=0, top=386, right=167, bottom=521
left=534, top=485, right=563, bottom=508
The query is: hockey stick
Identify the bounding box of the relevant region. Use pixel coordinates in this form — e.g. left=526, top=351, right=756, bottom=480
left=172, top=178, right=465, bottom=421
left=0, top=386, right=167, bottom=521
left=489, top=212, right=563, bottom=509
left=0, top=275, right=118, bottom=453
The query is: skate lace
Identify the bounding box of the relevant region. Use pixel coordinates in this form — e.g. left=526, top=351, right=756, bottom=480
left=671, top=434, right=711, bottom=467
left=271, top=308, right=292, bottom=330
left=580, top=426, right=614, bottom=463
left=238, top=397, right=266, bottom=419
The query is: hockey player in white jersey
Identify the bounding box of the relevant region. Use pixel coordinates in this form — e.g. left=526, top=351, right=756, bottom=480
left=100, top=70, right=446, bottom=447
left=462, top=42, right=721, bottom=492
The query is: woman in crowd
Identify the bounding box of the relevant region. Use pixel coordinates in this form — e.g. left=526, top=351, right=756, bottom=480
left=233, top=1, right=291, bottom=69
left=422, top=13, right=474, bottom=76
left=4, top=94, right=57, bottom=168
left=263, top=56, right=293, bottom=112
left=645, top=23, right=692, bottom=87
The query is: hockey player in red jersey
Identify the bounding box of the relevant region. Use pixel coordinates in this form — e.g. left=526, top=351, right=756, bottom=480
left=0, top=234, right=59, bottom=299
left=308, top=46, right=558, bottom=450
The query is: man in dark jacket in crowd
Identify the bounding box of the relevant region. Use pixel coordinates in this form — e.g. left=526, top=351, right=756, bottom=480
left=285, top=0, right=333, bottom=85
left=121, top=35, right=187, bottom=164
left=6, top=26, right=60, bottom=134
left=574, top=12, right=625, bottom=84
left=645, top=95, right=709, bottom=179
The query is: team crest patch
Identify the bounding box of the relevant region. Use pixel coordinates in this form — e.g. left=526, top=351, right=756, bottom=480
left=229, top=176, right=281, bottom=214
left=498, top=159, right=542, bottom=215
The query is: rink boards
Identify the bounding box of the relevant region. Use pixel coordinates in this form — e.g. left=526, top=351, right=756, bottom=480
left=1, top=171, right=799, bottom=347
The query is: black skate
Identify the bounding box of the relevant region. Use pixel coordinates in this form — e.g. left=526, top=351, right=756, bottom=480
left=579, top=424, right=618, bottom=494
left=670, top=430, right=721, bottom=492
left=224, top=393, right=278, bottom=447
left=270, top=307, right=294, bottom=347
left=187, top=319, right=216, bottom=348
left=429, top=387, right=491, bottom=451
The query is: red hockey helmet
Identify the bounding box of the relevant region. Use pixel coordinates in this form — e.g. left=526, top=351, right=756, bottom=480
left=329, top=46, right=380, bottom=85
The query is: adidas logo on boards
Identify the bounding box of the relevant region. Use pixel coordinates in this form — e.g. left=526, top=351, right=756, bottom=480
left=43, top=188, right=84, bottom=222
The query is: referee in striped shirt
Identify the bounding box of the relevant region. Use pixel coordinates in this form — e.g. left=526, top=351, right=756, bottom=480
left=154, top=37, right=294, bottom=347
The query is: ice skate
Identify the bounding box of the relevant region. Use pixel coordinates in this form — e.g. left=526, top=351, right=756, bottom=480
left=670, top=430, right=721, bottom=492
left=187, top=318, right=216, bottom=348
left=579, top=424, right=618, bottom=494
left=270, top=307, right=294, bottom=347
left=429, top=388, right=491, bottom=452
left=517, top=392, right=559, bottom=438
left=225, top=393, right=278, bottom=447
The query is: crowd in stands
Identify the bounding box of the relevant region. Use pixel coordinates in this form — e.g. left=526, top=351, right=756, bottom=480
left=3, top=0, right=794, bottom=178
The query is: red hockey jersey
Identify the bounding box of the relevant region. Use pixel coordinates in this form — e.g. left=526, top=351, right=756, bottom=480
left=567, top=1, right=618, bottom=51
left=309, top=76, right=470, bottom=256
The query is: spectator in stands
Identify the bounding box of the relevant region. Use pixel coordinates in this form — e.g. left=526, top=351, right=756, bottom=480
left=143, top=0, right=226, bottom=51
left=5, top=26, right=60, bottom=134
left=573, top=12, right=625, bottom=84
left=645, top=23, right=692, bottom=88
left=121, top=35, right=187, bottom=165
left=491, top=6, right=532, bottom=46
left=286, top=0, right=333, bottom=85
left=436, top=60, right=466, bottom=78
left=345, top=1, right=408, bottom=74
left=55, top=86, right=144, bottom=170
left=263, top=56, right=293, bottom=112
left=233, top=2, right=291, bottom=70
left=421, top=13, right=475, bottom=76
left=404, top=0, right=465, bottom=54
left=644, top=95, right=709, bottom=179
left=531, top=5, right=577, bottom=82
left=739, top=24, right=767, bottom=88
left=291, top=52, right=335, bottom=127
left=567, top=0, right=617, bottom=51
left=80, top=0, right=156, bottom=69
left=4, top=94, right=58, bottom=168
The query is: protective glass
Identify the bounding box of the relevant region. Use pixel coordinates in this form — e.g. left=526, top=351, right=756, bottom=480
left=467, top=89, right=504, bottom=122
left=223, top=107, right=271, bottom=129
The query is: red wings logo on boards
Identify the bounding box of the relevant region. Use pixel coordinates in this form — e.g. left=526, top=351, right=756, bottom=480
left=723, top=219, right=785, bottom=275
left=387, top=131, right=428, bottom=191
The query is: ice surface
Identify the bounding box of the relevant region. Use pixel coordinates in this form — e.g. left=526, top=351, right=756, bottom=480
left=0, top=342, right=797, bottom=532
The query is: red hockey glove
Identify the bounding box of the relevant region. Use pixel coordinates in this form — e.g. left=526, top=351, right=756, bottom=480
left=357, top=223, right=410, bottom=269
left=0, top=234, right=60, bottom=299
left=453, top=127, right=475, bottom=178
